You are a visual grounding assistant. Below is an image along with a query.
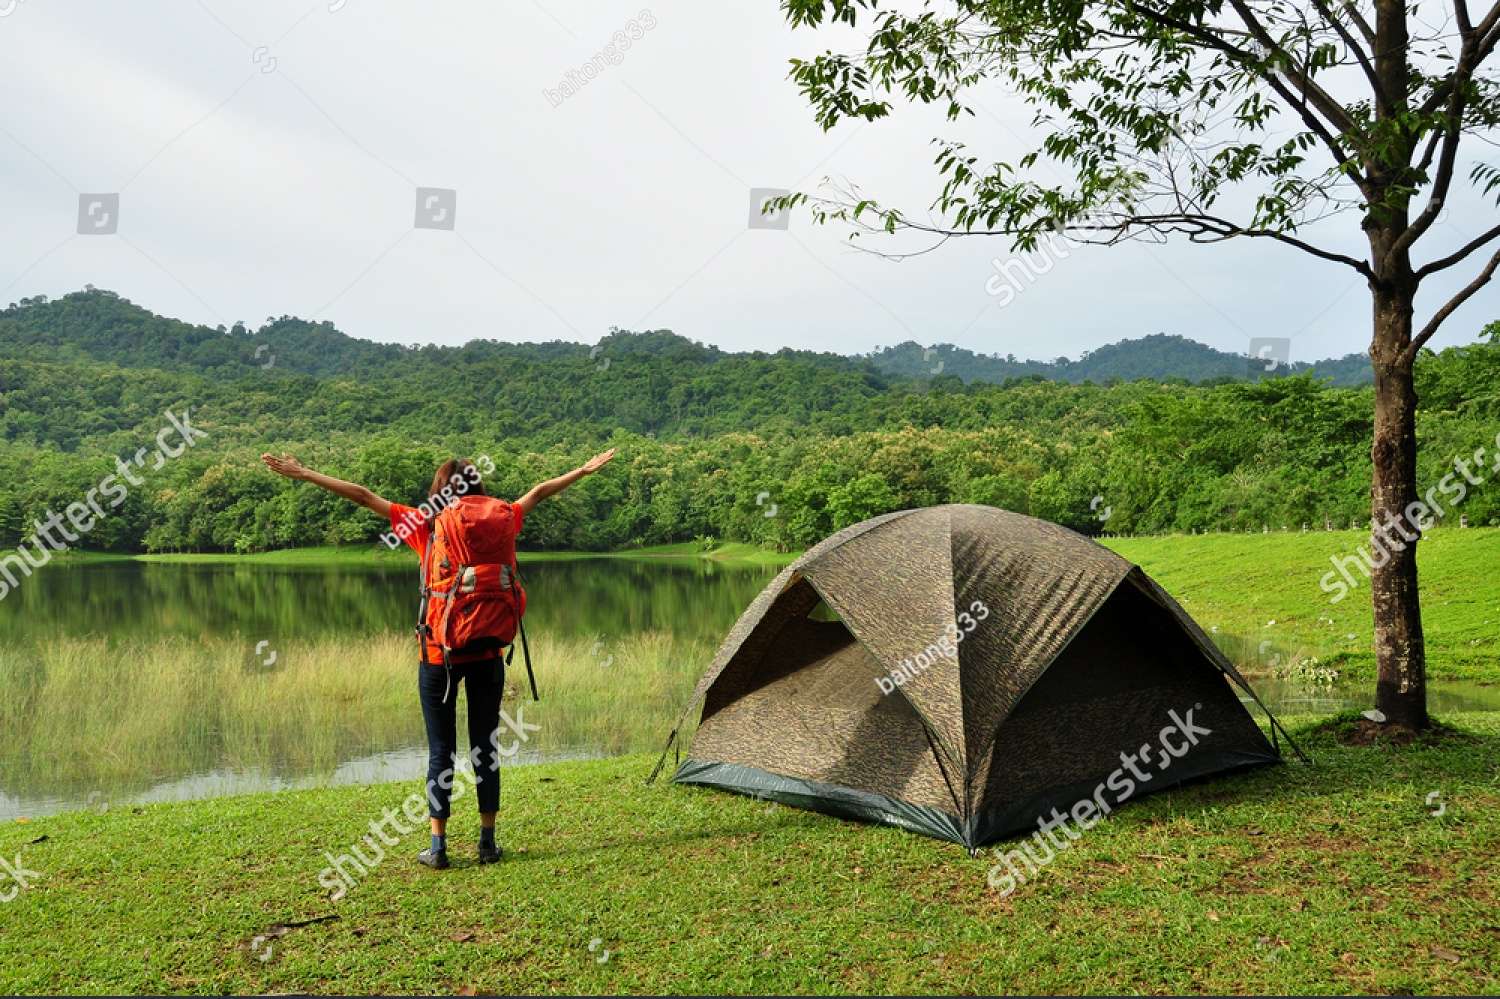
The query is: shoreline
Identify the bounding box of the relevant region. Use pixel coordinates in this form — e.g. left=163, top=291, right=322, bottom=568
left=14, top=540, right=797, bottom=568
left=9, top=531, right=1500, bottom=686
left=18, top=524, right=1497, bottom=568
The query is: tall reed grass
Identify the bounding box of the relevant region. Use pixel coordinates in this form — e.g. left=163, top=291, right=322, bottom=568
left=0, top=630, right=711, bottom=796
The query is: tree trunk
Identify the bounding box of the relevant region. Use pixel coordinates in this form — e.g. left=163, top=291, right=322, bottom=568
left=1369, top=284, right=1429, bottom=730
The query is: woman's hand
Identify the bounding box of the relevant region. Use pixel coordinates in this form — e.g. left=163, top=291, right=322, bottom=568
left=261, top=453, right=391, bottom=517
left=261, top=453, right=309, bottom=481
left=516, top=448, right=618, bottom=515
left=580, top=448, right=616, bottom=475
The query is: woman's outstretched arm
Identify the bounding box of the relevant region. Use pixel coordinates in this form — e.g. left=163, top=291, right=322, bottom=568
left=515, top=448, right=616, bottom=515
left=261, top=453, right=393, bottom=520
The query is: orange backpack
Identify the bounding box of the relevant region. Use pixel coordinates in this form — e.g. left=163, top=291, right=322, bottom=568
left=416, top=495, right=536, bottom=698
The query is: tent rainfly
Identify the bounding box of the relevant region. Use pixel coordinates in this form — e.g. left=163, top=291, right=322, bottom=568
left=649, top=505, right=1296, bottom=850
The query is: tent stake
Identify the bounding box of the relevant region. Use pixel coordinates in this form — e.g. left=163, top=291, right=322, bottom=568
left=645, top=727, right=679, bottom=786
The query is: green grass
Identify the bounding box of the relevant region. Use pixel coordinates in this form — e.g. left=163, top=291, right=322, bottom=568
left=0, top=548, right=132, bottom=565
left=1, top=714, right=1495, bottom=995
left=595, top=540, right=796, bottom=565
left=1103, top=527, right=1500, bottom=683
left=128, top=545, right=415, bottom=565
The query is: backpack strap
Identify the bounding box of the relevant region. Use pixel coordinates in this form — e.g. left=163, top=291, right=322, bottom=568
left=440, top=645, right=454, bottom=705
left=505, top=558, right=538, bottom=701
left=415, top=524, right=434, bottom=667
left=517, top=613, right=537, bottom=701
left=435, top=555, right=461, bottom=704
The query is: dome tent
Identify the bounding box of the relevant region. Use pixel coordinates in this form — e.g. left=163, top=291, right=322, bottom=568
left=649, top=505, right=1295, bottom=850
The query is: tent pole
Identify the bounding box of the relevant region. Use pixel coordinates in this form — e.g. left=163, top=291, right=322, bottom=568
left=1221, top=669, right=1311, bottom=764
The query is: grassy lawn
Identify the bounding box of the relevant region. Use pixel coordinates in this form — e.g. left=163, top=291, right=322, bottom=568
left=1, top=714, right=1495, bottom=995
left=1104, top=528, right=1500, bottom=683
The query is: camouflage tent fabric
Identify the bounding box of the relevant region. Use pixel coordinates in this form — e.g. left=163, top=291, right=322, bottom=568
left=666, top=505, right=1282, bottom=849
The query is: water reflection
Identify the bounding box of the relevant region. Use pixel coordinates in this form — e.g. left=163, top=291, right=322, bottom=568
left=0, top=556, right=776, bottom=647
left=1239, top=676, right=1500, bottom=718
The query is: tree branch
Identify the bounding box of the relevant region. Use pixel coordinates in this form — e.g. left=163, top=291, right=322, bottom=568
left=1419, top=1, right=1500, bottom=116
left=1476, top=0, right=1500, bottom=41
left=1387, top=3, right=1499, bottom=268
left=1169, top=212, right=1376, bottom=275
left=1415, top=127, right=1444, bottom=173
left=1123, top=0, right=1365, bottom=193
left=1414, top=221, right=1500, bottom=277
left=1310, top=0, right=1387, bottom=108
left=1343, top=0, right=1377, bottom=44
left=1407, top=245, right=1500, bottom=359
left=796, top=189, right=1376, bottom=277
left=1386, top=105, right=1467, bottom=267
left=1380, top=0, right=1500, bottom=268
left=1225, top=0, right=1363, bottom=136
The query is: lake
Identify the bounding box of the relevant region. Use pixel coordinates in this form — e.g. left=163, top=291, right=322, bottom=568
left=1, top=556, right=1495, bottom=819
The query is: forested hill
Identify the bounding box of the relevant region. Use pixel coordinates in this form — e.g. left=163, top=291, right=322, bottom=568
left=0, top=291, right=903, bottom=447
left=5, top=288, right=1369, bottom=387
left=867, top=336, right=1373, bottom=386
left=0, top=288, right=1495, bottom=553
left=0, top=289, right=872, bottom=383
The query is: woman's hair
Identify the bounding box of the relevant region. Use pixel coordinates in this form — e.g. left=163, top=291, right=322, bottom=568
left=428, top=457, right=486, bottom=510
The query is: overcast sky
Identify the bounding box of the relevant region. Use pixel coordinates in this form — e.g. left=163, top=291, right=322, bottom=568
left=1, top=0, right=1494, bottom=364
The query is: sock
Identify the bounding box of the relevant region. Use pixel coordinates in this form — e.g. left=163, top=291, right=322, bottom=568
left=431, top=833, right=446, bottom=854
left=479, top=826, right=496, bottom=848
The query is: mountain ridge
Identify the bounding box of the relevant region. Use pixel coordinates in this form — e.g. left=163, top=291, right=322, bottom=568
left=2, top=288, right=1373, bottom=386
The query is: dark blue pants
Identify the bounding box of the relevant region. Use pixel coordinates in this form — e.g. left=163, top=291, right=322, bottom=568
left=418, top=659, right=504, bottom=820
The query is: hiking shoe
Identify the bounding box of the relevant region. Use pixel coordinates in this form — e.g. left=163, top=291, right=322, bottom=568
left=417, top=847, right=450, bottom=870
left=477, top=842, right=503, bottom=865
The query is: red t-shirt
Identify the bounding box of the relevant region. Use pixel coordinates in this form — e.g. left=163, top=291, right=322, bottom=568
left=389, top=500, right=525, bottom=663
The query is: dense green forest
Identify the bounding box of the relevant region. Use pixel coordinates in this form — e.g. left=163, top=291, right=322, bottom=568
left=0, top=288, right=1496, bottom=553
left=867, top=336, right=1373, bottom=386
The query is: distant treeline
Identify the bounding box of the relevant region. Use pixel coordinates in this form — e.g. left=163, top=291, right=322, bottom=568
left=0, top=290, right=1496, bottom=552
left=865, top=336, right=1374, bottom=387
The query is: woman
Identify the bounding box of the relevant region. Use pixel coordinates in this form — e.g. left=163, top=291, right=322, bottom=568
left=261, top=448, right=616, bottom=868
